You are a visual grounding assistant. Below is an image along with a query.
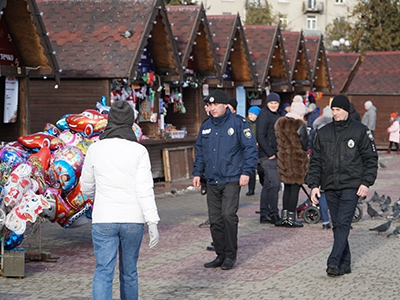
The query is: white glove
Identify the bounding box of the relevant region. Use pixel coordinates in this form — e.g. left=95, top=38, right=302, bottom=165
left=148, top=223, right=159, bottom=249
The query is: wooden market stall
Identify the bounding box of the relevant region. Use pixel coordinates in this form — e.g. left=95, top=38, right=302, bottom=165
left=243, top=25, right=291, bottom=105
left=0, top=0, right=59, bottom=142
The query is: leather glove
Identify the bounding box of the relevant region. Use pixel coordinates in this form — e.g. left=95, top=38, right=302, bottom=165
left=148, top=222, right=159, bottom=249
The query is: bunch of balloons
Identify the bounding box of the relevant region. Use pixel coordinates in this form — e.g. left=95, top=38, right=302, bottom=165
left=0, top=102, right=110, bottom=250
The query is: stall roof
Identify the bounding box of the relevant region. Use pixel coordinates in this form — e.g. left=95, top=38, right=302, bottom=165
left=166, top=4, right=220, bottom=80
left=243, top=25, right=290, bottom=92
left=0, top=0, right=60, bottom=82
left=346, top=51, right=400, bottom=96
left=207, top=14, right=256, bottom=87
left=281, top=30, right=312, bottom=92
left=326, top=52, right=361, bottom=95
left=36, top=0, right=182, bottom=81
left=304, top=35, right=332, bottom=93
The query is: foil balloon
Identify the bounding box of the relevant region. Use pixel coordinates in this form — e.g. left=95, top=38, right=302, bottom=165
left=5, top=190, right=50, bottom=235
left=44, top=123, right=60, bottom=136
left=56, top=114, right=72, bottom=131
left=4, top=231, right=24, bottom=250
left=0, top=207, right=5, bottom=229
left=48, top=160, right=76, bottom=192
left=52, top=145, right=85, bottom=177
left=64, top=203, right=92, bottom=229
left=0, top=144, right=28, bottom=169
left=59, top=130, right=83, bottom=147
left=64, top=181, right=91, bottom=210
left=29, top=147, right=51, bottom=171
left=41, top=187, right=68, bottom=222
left=66, top=109, right=107, bottom=138
left=0, top=162, right=12, bottom=186
left=18, top=132, right=64, bottom=151
left=76, top=139, right=93, bottom=155
left=3, top=163, right=32, bottom=207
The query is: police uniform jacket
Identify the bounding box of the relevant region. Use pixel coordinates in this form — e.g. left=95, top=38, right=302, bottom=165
left=305, top=117, right=378, bottom=191
left=193, top=109, right=258, bottom=185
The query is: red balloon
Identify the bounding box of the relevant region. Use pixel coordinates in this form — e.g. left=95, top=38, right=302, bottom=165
left=29, top=147, right=51, bottom=170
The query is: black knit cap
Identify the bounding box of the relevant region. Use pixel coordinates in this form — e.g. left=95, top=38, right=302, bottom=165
left=266, top=92, right=281, bottom=103
left=331, top=94, right=350, bottom=113
left=229, top=98, right=238, bottom=110
left=108, top=101, right=135, bottom=126
left=203, top=89, right=229, bottom=104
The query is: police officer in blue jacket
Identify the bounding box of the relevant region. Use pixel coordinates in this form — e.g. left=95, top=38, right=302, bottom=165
left=193, top=89, right=258, bottom=270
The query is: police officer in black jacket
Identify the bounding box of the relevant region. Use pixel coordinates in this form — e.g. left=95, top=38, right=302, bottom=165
left=306, top=94, right=378, bottom=277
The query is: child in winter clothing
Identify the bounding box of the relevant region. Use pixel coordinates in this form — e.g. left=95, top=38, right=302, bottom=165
left=387, top=112, right=400, bottom=154
left=246, top=106, right=261, bottom=195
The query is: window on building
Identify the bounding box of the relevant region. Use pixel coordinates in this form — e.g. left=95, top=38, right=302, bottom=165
left=335, top=0, right=344, bottom=3
left=307, top=0, right=316, bottom=9
left=306, top=16, right=317, bottom=29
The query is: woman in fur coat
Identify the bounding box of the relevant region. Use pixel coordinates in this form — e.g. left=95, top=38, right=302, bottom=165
left=274, top=95, right=309, bottom=227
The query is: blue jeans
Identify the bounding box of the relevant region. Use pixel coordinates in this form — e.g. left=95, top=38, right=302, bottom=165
left=325, top=189, right=358, bottom=269
left=92, top=223, right=144, bottom=300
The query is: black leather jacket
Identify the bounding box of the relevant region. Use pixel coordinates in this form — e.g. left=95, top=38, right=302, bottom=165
left=306, top=117, right=378, bottom=191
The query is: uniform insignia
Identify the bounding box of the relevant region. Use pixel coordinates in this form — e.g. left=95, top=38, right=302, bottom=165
left=347, top=139, right=355, bottom=148
left=202, top=128, right=211, bottom=135
left=243, top=128, right=252, bottom=139
left=366, top=130, right=374, bottom=142
left=228, top=128, right=234, bottom=136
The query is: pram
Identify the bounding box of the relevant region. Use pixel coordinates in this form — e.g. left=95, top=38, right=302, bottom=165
left=297, top=185, right=363, bottom=224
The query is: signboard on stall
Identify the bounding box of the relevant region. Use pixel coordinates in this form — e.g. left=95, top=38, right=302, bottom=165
left=0, top=18, right=21, bottom=67
left=3, top=77, right=19, bottom=123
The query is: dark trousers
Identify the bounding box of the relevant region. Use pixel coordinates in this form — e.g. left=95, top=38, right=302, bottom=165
left=282, top=183, right=300, bottom=212
left=259, top=157, right=280, bottom=217
left=248, top=163, right=265, bottom=192
left=207, top=182, right=240, bottom=260
left=325, top=189, right=358, bottom=268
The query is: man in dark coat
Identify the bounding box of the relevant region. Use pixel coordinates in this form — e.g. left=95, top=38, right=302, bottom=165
left=306, top=94, right=378, bottom=277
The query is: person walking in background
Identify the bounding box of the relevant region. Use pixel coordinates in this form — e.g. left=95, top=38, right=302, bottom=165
left=246, top=106, right=261, bottom=196
left=306, top=103, right=320, bottom=150
left=192, top=89, right=258, bottom=270
left=228, top=98, right=238, bottom=114
left=349, top=102, right=361, bottom=122
left=306, top=94, right=378, bottom=277
left=81, top=101, right=160, bottom=300
left=280, top=102, right=291, bottom=116
left=312, top=106, right=334, bottom=229
left=256, top=92, right=281, bottom=224
left=274, top=95, right=309, bottom=227
left=386, top=112, right=400, bottom=154
left=361, top=100, right=377, bottom=136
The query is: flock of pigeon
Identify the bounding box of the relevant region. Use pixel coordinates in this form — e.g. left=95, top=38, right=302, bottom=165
left=365, top=191, right=400, bottom=238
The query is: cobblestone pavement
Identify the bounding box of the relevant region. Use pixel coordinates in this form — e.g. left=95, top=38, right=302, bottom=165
left=2, top=152, right=400, bottom=300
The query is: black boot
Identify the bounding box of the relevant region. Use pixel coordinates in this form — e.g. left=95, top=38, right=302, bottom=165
left=246, top=190, right=255, bottom=196
left=285, top=211, right=303, bottom=227
left=275, top=210, right=288, bottom=226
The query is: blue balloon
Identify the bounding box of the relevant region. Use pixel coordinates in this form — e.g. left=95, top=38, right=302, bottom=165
left=4, top=231, right=24, bottom=250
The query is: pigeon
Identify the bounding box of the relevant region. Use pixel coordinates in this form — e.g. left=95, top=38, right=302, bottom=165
left=379, top=162, right=387, bottom=168
left=367, top=202, right=383, bottom=219
left=369, top=191, right=381, bottom=203
left=369, top=219, right=392, bottom=234
left=387, top=225, right=400, bottom=238
left=381, top=204, right=390, bottom=213
left=170, top=188, right=178, bottom=197
left=384, top=196, right=392, bottom=206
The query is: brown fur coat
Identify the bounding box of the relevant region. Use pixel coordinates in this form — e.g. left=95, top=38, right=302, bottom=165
left=274, top=117, right=309, bottom=185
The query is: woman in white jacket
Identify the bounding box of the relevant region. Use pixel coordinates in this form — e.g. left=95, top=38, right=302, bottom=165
left=81, top=101, right=160, bottom=300
left=387, top=112, right=400, bottom=154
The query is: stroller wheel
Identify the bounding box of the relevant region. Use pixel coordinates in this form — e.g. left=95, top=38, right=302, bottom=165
left=352, top=204, right=363, bottom=223
left=303, top=206, right=321, bottom=224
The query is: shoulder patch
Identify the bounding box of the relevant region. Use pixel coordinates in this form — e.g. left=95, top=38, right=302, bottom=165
left=366, top=129, right=374, bottom=142
left=243, top=128, right=252, bottom=139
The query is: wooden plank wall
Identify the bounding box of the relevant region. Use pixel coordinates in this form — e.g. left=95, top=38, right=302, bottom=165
left=28, top=78, right=109, bottom=134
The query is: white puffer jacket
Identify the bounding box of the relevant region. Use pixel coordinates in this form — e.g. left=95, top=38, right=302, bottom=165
left=80, top=138, right=160, bottom=224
